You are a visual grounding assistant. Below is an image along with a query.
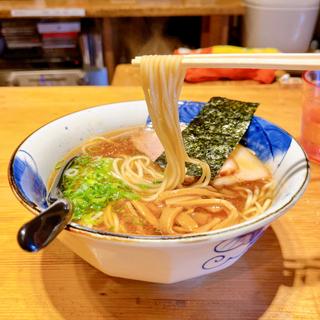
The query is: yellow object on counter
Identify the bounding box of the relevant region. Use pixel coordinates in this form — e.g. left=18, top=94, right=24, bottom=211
left=212, top=45, right=279, bottom=54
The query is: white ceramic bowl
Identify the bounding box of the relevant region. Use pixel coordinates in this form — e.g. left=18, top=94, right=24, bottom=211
left=9, top=100, right=309, bottom=283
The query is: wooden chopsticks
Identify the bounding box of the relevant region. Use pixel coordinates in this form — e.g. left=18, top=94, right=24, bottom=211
left=132, top=53, right=320, bottom=70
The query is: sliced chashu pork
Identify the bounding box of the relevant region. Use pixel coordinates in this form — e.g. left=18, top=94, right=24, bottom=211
left=213, top=145, right=271, bottom=186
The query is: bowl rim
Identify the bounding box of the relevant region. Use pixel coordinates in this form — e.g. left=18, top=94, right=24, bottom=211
left=8, top=100, right=310, bottom=244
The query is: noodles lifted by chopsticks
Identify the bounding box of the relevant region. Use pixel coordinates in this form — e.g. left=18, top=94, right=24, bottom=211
left=113, top=55, right=211, bottom=201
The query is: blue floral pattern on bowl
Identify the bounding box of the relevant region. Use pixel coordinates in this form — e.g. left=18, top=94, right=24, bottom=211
left=202, top=227, right=265, bottom=270
left=12, top=150, right=47, bottom=210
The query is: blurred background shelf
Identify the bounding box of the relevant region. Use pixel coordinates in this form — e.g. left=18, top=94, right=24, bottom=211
left=0, top=0, right=244, bottom=18
left=0, top=0, right=319, bottom=86
left=0, top=0, right=245, bottom=85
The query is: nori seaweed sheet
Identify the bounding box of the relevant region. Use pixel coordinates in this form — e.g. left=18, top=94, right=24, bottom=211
left=156, top=96, right=259, bottom=177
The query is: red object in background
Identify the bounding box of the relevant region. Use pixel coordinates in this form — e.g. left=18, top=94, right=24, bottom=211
left=174, top=47, right=276, bottom=84
left=184, top=68, right=276, bottom=84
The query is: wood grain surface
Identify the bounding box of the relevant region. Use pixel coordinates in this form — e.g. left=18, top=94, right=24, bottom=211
left=0, top=85, right=319, bottom=320
left=0, top=0, right=244, bottom=18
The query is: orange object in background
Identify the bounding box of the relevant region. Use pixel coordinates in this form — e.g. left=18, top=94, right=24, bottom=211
left=174, top=45, right=279, bottom=84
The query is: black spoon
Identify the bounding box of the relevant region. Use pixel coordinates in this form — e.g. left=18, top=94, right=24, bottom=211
left=17, top=157, right=77, bottom=252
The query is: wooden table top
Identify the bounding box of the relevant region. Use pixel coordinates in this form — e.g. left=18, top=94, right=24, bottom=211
left=0, top=0, right=244, bottom=18
left=1, top=85, right=319, bottom=320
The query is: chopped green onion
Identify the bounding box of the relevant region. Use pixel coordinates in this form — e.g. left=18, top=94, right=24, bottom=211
left=61, top=155, right=139, bottom=224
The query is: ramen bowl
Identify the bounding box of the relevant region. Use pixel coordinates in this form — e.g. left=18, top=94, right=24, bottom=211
left=9, top=100, right=309, bottom=284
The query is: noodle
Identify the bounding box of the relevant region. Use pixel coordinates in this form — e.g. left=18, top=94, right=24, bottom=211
left=141, top=55, right=187, bottom=190
left=103, top=204, right=120, bottom=233
left=159, top=207, right=183, bottom=234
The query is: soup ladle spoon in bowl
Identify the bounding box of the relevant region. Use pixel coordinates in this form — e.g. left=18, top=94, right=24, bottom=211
left=17, top=157, right=77, bottom=252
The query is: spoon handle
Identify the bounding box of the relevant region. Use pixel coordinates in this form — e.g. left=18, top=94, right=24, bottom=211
left=17, top=199, right=72, bottom=252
